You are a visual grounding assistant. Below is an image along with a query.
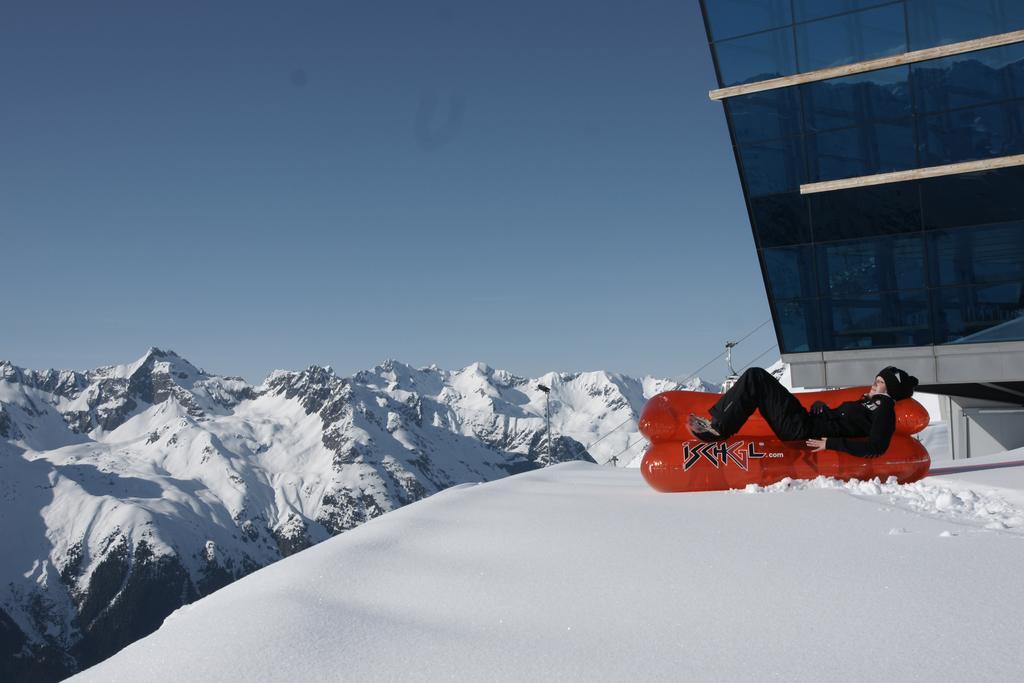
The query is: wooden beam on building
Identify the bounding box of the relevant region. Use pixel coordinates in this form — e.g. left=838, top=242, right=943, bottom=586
left=798, top=154, right=1024, bottom=195
left=709, top=28, right=1024, bottom=101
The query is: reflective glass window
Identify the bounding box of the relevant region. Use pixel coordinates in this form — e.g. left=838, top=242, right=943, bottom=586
left=802, top=66, right=911, bottom=133
left=750, top=192, right=813, bottom=246
left=704, top=0, right=793, bottom=42
left=807, top=118, right=916, bottom=182
left=726, top=87, right=802, bottom=145
left=809, top=182, right=921, bottom=240
left=911, top=43, right=1024, bottom=114
left=793, top=1, right=900, bottom=23
left=775, top=299, right=821, bottom=352
left=817, top=236, right=925, bottom=296
left=795, top=4, right=906, bottom=72
left=919, top=99, right=1024, bottom=167
left=822, top=289, right=932, bottom=349
left=738, top=138, right=807, bottom=196
left=928, top=222, right=1024, bottom=286
left=920, top=167, right=1024, bottom=229
left=907, top=0, right=1024, bottom=50
left=763, top=246, right=817, bottom=299
left=714, top=27, right=797, bottom=86
left=933, top=282, right=1024, bottom=343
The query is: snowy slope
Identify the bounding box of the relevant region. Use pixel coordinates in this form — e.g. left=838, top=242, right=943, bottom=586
left=0, top=349, right=701, bottom=679
left=75, top=454, right=1024, bottom=682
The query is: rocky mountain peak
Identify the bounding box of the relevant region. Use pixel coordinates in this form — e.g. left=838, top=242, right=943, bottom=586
left=266, top=364, right=349, bottom=418
left=0, top=359, right=25, bottom=383
left=125, top=347, right=204, bottom=384
left=463, top=361, right=493, bottom=376
left=362, top=359, right=424, bottom=389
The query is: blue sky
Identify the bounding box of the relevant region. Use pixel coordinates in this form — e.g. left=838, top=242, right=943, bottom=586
left=1, top=0, right=775, bottom=383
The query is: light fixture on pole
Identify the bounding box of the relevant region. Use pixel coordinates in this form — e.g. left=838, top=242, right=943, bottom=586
left=537, top=383, right=551, bottom=462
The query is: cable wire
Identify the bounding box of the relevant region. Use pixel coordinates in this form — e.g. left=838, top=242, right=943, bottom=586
left=737, top=343, right=780, bottom=373
left=585, top=418, right=634, bottom=450
left=675, top=318, right=771, bottom=385
left=606, top=436, right=649, bottom=464
left=583, top=318, right=773, bottom=452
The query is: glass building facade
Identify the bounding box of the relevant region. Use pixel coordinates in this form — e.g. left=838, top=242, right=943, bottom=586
left=700, top=0, right=1024, bottom=356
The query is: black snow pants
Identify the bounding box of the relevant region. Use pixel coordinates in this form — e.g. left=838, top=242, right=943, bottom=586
left=709, top=367, right=811, bottom=441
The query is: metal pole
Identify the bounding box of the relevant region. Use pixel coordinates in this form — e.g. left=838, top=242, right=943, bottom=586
left=545, top=390, right=551, bottom=461
left=538, top=383, right=552, bottom=461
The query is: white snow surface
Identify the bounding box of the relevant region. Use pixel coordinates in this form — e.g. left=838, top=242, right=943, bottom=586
left=77, top=452, right=1024, bottom=682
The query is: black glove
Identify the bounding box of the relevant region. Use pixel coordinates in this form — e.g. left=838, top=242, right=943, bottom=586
left=810, top=400, right=829, bottom=415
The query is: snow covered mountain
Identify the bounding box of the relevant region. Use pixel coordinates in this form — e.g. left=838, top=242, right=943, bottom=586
left=73, top=456, right=1024, bottom=682
left=0, top=349, right=715, bottom=680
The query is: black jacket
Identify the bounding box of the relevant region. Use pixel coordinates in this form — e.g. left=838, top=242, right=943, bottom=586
left=812, top=394, right=896, bottom=458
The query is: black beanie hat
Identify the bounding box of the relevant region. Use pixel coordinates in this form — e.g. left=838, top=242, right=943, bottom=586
left=877, top=366, right=918, bottom=401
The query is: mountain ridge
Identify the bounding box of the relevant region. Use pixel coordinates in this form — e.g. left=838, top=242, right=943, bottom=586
left=1, top=349, right=727, bottom=680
